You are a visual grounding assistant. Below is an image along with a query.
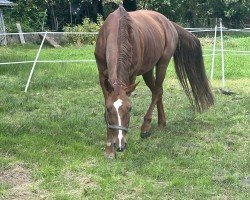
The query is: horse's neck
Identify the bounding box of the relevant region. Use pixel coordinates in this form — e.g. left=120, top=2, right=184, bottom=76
left=106, top=32, right=118, bottom=85
left=105, top=10, right=133, bottom=86
left=108, top=73, right=128, bottom=87
left=106, top=40, right=131, bottom=86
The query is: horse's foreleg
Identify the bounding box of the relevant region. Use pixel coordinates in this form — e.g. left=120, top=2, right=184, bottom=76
left=104, top=128, right=116, bottom=159
left=99, top=72, right=116, bottom=159
left=141, top=95, right=159, bottom=138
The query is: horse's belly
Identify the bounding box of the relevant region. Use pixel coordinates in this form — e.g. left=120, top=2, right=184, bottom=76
left=136, top=50, right=164, bottom=75
left=136, top=60, right=159, bottom=75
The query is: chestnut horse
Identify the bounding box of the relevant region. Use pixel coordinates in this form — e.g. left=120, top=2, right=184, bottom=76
left=95, top=6, right=214, bottom=158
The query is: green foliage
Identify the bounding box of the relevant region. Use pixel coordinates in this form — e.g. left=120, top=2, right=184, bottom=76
left=63, top=16, right=103, bottom=45
left=223, top=0, right=250, bottom=27
left=3, top=0, right=47, bottom=32
left=2, top=0, right=249, bottom=32
left=138, top=0, right=250, bottom=28
left=103, top=2, right=119, bottom=18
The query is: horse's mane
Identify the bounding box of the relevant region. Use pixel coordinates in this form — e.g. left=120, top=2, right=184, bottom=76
left=117, top=6, right=133, bottom=85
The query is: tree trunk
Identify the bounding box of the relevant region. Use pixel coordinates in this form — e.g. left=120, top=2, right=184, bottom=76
left=123, top=0, right=137, bottom=11
left=51, top=6, right=56, bottom=30
left=92, top=0, right=104, bottom=23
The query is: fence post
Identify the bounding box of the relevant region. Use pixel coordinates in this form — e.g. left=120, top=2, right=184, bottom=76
left=0, top=9, right=7, bottom=45
left=210, top=19, right=217, bottom=80
left=16, top=23, right=25, bottom=44
left=219, top=18, right=225, bottom=88
left=24, top=31, right=47, bottom=93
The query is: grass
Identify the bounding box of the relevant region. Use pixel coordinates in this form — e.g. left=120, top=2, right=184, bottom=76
left=0, top=35, right=249, bottom=199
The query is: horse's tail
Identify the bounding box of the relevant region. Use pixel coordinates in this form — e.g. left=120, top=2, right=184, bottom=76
left=172, top=23, right=214, bottom=112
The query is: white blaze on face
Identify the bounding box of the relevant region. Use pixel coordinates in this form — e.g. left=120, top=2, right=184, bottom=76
left=113, top=99, right=123, bottom=150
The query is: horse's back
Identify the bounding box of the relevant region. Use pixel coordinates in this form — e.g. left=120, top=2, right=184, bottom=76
left=130, top=10, right=178, bottom=48
left=129, top=10, right=178, bottom=73
left=95, top=8, right=179, bottom=75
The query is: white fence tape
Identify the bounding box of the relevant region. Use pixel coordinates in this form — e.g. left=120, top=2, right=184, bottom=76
left=0, top=28, right=249, bottom=36
left=187, top=27, right=250, bottom=33
left=0, top=30, right=249, bottom=65
left=0, top=60, right=96, bottom=65
left=0, top=28, right=249, bottom=91
left=24, top=32, right=48, bottom=93
left=204, top=49, right=250, bottom=53
left=0, top=31, right=98, bottom=36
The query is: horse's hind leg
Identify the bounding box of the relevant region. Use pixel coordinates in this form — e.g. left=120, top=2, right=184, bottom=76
left=141, top=57, right=170, bottom=138
left=155, top=71, right=167, bottom=128
left=141, top=70, right=156, bottom=138
left=155, top=57, right=172, bottom=128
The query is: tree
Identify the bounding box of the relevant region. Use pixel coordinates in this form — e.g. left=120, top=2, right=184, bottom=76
left=220, top=0, right=250, bottom=28
left=123, top=0, right=137, bottom=11
left=3, top=0, right=249, bottom=32
left=4, top=0, right=48, bottom=31
left=92, top=0, right=104, bottom=23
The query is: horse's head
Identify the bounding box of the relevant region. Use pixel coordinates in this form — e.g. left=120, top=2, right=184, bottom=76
left=105, top=81, right=139, bottom=152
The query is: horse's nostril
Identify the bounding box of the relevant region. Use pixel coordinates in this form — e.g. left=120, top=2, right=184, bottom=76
left=115, top=143, right=127, bottom=152
left=117, top=147, right=124, bottom=152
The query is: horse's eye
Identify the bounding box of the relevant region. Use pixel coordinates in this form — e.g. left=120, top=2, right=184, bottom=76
left=128, top=107, right=132, bottom=112
left=107, top=107, right=112, bottom=113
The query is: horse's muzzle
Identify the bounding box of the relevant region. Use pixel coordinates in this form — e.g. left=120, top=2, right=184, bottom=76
left=114, top=142, right=127, bottom=152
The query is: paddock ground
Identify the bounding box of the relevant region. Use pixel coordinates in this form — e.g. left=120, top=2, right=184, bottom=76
left=0, top=36, right=249, bottom=199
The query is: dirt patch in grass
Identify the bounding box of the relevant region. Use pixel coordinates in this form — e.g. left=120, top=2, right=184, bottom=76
left=0, top=163, right=44, bottom=200
left=62, top=169, right=100, bottom=198
left=242, top=177, right=250, bottom=187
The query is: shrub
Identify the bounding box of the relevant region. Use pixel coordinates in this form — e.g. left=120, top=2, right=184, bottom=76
left=63, top=16, right=103, bottom=45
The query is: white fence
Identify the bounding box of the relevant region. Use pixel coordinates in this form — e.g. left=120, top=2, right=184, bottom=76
left=0, top=24, right=249, bottom=92
left=0, top=31, right=98, bottom=65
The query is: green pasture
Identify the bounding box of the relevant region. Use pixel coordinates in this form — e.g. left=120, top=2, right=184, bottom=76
left=0, top=36, right=249, bottom=199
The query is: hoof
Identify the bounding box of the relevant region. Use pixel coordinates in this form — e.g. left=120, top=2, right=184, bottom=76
left=104, top=146, right=116, bottom=159
left=158, top=124, right=166, bottom=130
left=104, top=152, right=116, bottom=159
left=140, top=131, right=151, bottom=139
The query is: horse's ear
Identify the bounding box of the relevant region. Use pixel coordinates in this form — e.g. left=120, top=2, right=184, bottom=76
left=104, top=79, right=113, bottom=93
left=126, top=82, right=139, bottom=96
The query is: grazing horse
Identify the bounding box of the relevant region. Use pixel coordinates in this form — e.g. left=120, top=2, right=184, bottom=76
left=95, top=6, right=214, bottom=158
